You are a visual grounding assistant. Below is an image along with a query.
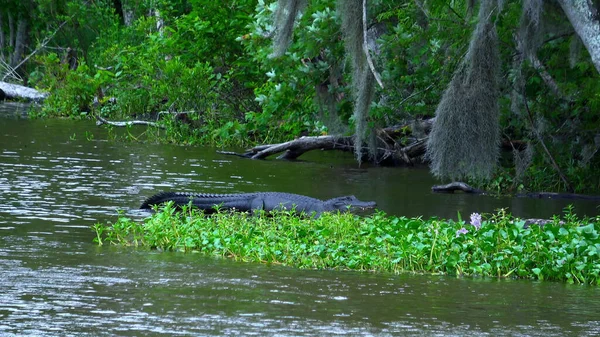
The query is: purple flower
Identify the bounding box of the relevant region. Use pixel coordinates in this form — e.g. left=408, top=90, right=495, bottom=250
left=470, top=212, right=482, bottom=230
left=456, top=227, right=469, bottom=237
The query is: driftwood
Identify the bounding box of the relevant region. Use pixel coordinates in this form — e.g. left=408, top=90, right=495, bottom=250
left=94, top=113, right=527, bottom=166
left=218, top=119, right=436, bottom=163
left=0, top=81, right=48, bottom=101
left=217, top=133, right=430, bottom=163
left=95, top=114, right=166, bottom=129
left=218, top=135, right=355, bottom=160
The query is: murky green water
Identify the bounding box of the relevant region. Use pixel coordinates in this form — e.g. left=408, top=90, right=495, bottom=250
left=1, top=103, right=599, bottom=336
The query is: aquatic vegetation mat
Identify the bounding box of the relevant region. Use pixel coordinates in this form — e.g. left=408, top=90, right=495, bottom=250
left=93, top=203, right=600, bottom=285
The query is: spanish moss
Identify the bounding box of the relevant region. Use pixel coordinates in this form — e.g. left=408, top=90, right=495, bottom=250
left=337, top=0, right=375, bottom=163
left=352, top=67, right=376, bottom=164
left=337, top=0, right=366, bottom=77
left=426, top=0, right=501, bottom=181
left=517, top=0, right=544, bottom=59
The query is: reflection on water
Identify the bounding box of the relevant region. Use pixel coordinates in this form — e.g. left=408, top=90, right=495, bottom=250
left=0, top=105, right=599, bottom=336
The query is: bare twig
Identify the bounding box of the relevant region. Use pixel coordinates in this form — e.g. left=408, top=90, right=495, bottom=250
left=445, top=2, right=464, bottom=22
left=2, top=20, right=70, bottom=81
left=397, top=83, right=435, bottom=106
left=157, top=110, right=196, bottom=119
left=0, top=59, right=22, bottom=82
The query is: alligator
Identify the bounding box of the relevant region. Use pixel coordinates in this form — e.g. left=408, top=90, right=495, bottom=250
left=140, top=191, right=376, bottom=217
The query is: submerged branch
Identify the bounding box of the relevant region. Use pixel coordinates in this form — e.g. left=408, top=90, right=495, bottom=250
left=95, top=115, right=166, bottom=129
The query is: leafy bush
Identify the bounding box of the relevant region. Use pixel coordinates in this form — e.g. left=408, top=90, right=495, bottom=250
left=31, top=53, right=100, bottom=118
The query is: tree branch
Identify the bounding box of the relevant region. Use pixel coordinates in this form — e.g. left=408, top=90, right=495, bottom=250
left=522, top=89, right=574, bottom=192
left=2, top=19, right=69, bottom=81
left=362, top=0, right=384, bottom=89
left=528, top=53, right=573, bottom=102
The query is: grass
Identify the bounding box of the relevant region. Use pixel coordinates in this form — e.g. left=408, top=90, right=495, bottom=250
left=92, top=202, right=600, bottom=285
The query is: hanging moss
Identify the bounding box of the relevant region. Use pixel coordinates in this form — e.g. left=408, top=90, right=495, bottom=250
left=518, top=0, right=544, bottom=59
left=337, top=0, right=365, bottom=75
left=270, top=0, right=377, bottom=163
left=352, top=67, right=376, bottom=163
left=426, top=0, right=501, bottom=181
left=337, top=0, right=375, bottom=163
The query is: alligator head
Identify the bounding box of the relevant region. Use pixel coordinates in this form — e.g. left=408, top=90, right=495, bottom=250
left=326, top=195, right=376, bottom=212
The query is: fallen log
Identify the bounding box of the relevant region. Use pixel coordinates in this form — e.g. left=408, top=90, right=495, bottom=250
left=0, top=81, right=48, bottom=102
left=218, top=135, right=355, bottom=160
left=217, top=117, right=525, bottom=164
left=217, top=133, right=430, bottom=163
left=516, top=191, right=600, bottom=201
left=432, top=181, right=600, bottom=201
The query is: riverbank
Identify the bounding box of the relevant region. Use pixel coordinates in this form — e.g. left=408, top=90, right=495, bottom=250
left=93, top=203, right=600, bottom=285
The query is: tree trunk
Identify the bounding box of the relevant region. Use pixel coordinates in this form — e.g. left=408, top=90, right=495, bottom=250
left=112, top=0, right=125, bottom=25
left=0, top=12, right=5, bottom=62
left=557, top=0, right=600, bottom=74
left=8, top=12, right=14, bottom=50
left=153, top=9, right=164, bottom=37
left=10, top=16, right=28, bottom=68
left=121, top=0, right=135, bottom=27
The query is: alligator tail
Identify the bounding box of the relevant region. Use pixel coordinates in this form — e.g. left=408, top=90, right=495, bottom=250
left=140, top=191, right=195, bottom=209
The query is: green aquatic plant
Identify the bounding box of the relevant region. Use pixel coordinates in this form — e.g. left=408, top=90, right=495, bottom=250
left=93, top=203, right=600, bottom=285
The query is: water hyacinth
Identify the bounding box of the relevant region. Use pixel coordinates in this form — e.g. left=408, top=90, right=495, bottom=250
left=456, top=227, right=469, bottom=237
left=470, top=212, right=482, bottom=229
left=93, top=203, right=600, bottom=285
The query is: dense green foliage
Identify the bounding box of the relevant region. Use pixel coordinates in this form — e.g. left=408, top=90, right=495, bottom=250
left=93, top=202, right=600, bottom=285
left=27, top=0, right=262, bottom=145
left=2, top=0, right=599, bottom=192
